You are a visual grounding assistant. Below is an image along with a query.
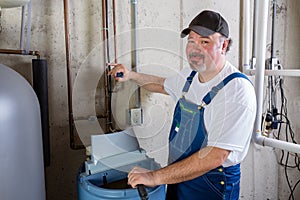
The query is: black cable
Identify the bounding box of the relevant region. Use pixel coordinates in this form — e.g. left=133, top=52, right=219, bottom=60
left=267, top=1, right=299, bottom=196
left=274, top=77, right=300, bottom=199
left=290, top=179, right=300, bottom=200
left=285, top=152, right=295, bottom=200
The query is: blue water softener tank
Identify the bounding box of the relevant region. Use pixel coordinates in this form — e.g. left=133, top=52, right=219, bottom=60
left=78, top=130, right=166, bottom=200
left=0, top=64, right=46, bottom=200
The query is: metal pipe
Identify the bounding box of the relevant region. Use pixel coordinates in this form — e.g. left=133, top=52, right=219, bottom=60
left=271, top=0, right=277, bottom=58
left=63, top=0, right=83, bottom=149
left=253, top=0, right=300, bottom=154
left=242, top=0, right=251, bottom=71
left=20, top=5, right=25, bottom=50
left=25, top=0, right=32, bottom=54
left=102, top=0, right=114, bottom=132
left=256, top=136, right=300, bottom=154
left=131, top=0, right=141, bottom=108
left=250, top=0, right=259, bottom=69
left=252, top=0, right=258, bottom=59
left=0, top=49, right=40, bottom=58
left=112, top=0, right=118, bottom=63
left=254, top=0, right=272, bottom=138
left=266, top=0, right=276, bottom=113
left=101, top=0, right=108, bottom=132
left=244, top=69, right=300, bottom=77
left=3, top=0, right=33, bottom=54
left=105, top=0, right=114, bottom=132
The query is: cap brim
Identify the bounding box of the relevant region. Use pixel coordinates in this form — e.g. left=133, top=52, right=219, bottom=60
left=180, top=26, right=216, bottom=38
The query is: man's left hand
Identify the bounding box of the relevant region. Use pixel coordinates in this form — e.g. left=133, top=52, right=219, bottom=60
left=127, top=166, right=157, bottom=188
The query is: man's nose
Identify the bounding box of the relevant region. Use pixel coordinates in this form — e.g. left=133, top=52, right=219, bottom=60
left=191, top=43, right=203, bottom=52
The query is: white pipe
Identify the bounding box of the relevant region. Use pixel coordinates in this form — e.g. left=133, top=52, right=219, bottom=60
left=253, top=0, right=269, bottom=141
left=131, top=0, right=141, bottom=108
left=25, top=0, right=32, bottom=54
left=256, top=136, right=300, bottom=153
left=242, top=0, right=251, bottom=71
left=20, top=5, right=25, bottom=50
left=245, top=69, right=300, bottom=77
left=253, top=0, right=300, bottom=154
left=250, top=0, right=259, bottom=70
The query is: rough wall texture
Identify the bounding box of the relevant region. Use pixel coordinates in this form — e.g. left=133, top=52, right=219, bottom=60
left=0, top=0, right=299, bottom=199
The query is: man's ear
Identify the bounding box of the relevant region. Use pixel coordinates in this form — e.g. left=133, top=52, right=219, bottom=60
left=221, top=39, right=229, bottom=54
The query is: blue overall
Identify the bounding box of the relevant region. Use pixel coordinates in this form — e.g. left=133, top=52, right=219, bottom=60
left=166, top=71, right=250, bottom=200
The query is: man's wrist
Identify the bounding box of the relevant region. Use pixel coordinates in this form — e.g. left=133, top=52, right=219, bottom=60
left=151, top=170, right=162, bottom=186
left=128, top=71, right=137, bottom=81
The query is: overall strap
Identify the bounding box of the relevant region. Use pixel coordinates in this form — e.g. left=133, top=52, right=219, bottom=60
left=202, top=72, right=250, bottom=105
left=182, top=70, right=197, bottom=93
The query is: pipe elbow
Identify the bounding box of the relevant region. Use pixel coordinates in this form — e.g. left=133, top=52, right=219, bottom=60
left=252, top=130, right=265, bottom=146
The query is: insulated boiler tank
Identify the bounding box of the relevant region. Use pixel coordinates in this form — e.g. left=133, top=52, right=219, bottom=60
left=0, top=64, right=46, bottom=200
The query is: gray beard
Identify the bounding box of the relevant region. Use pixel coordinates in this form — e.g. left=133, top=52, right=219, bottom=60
left=189, top=61, right=206, bottom=73
left=190, top=64, right=206, bottom=73
left=195, top=63, right=206, bottom=72
left=188, top=53, right=206, bottom=72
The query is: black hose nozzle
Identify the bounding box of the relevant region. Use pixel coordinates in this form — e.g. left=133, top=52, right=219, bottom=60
left=137, top=184, right=148, bottom=200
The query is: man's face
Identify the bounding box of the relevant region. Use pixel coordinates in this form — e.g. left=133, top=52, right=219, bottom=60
left=186, top=31, right=224, bottom=73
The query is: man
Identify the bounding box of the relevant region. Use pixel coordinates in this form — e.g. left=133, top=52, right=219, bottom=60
left=109, top=10, right=256, bottom=200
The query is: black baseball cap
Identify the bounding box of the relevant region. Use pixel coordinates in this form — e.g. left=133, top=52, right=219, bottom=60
left=181, top=10, right=229, bottom=38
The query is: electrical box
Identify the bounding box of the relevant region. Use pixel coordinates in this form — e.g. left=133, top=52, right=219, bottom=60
left=129, top=108, right=143, bottom=126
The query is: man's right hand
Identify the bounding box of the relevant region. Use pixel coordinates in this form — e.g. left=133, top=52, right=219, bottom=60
left=107, top=63, right=167, bottom=94
left=107, top=63, right=131, bottom=82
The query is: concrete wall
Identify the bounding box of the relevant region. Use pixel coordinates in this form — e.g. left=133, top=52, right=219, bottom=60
left=0, top=0, right=299, bottom=199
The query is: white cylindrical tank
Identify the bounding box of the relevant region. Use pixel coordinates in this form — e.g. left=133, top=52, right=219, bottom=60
left=0, top=64, right=46, bottom=200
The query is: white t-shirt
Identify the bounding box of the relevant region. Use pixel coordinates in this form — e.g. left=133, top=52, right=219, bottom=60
left=164, top=61, right=257, bottom=167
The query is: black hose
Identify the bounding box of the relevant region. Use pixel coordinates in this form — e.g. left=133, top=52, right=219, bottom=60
left=137, top=184, right=148, bottom=200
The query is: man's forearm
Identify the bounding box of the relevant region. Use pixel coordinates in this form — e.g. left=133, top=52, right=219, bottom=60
left=129, top=71, right=168, bottom=94
left=152, top=146, right=230, bottom=185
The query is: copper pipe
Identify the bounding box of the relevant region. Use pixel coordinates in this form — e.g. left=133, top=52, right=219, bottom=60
left=63, top=0, right=83, bottom=149
left=0, top=49, right=40, bottom=59
left=102, top=0, right=114, bottom=132
left=102, top=0, right=109, bottom=133
left=112, top=0, right=118, bottom=63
